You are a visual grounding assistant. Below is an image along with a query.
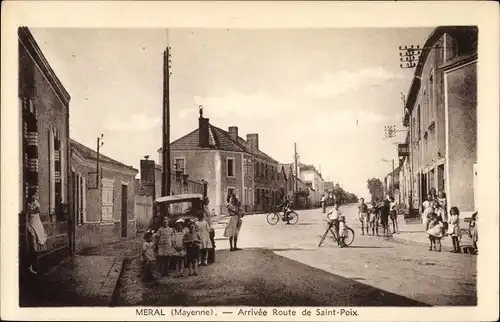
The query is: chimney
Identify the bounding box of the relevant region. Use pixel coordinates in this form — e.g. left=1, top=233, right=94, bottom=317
left=246, top=133, right=259, bottom=150
left=198, top=105, right=210, bottom=148
left=228, top=126, right=238, bottom=142
left=140, top=156, right=156, bottom=198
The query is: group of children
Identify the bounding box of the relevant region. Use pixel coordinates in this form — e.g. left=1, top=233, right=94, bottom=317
left=142, top=211, right=214, bottom=281
left=425, top=200, right=478, bottom=254
left=358, top=197, right=398, bottom=238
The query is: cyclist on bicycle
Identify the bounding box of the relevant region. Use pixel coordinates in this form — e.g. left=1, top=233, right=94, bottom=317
left=326, top=202, right=342, bottom=247
left=277, top=196, right=293, bottom=223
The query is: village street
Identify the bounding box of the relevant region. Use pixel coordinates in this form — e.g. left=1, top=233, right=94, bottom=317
left=113, top=205, right=476, bottom=307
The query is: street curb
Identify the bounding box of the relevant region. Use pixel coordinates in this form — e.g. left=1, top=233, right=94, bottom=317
left=101, top=256, right=125, bottom=306
left=391, top=234, right=456, bottom=252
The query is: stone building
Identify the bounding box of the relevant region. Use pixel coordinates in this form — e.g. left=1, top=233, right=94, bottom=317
left=155, top=108, right=282, bottom=215
left=70, top=139, right=138, bottom=252
left=18, top=26, right=72, bottom=272
left=402, top=26, right=477, bottom=214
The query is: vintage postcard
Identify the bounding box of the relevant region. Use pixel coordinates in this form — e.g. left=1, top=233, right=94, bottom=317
left=1, top=1, right=499, bottom=321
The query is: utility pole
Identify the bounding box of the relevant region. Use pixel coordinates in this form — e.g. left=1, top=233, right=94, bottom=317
left=161, top=32, right=172, bottom=197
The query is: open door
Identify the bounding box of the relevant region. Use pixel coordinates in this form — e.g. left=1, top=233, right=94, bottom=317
left=121, top=184, right=128, bottom=238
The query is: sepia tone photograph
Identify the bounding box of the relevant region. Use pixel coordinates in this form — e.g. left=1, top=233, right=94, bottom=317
left=16, top=24, right=480, bottom=309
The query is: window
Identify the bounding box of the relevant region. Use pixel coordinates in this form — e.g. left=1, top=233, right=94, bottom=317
left=227, top=157, right=235, bottom=177
left=174, top=157, right=186, bottom=172
left=101, top=179, right=114, bottom=222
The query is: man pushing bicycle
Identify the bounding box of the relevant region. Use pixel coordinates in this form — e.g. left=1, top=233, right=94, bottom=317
left=326, top=202, right=342, bottom=247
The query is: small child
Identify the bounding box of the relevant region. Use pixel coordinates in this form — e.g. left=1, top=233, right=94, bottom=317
left=142, top=231, right=156, bottom=281
left=426, top=213, right=444, bottom=252
left=156, top=217, right=174, bottom=276
left=447, top=206, right=462, bottom=253
left=338, top=215, right=348, bottom=248
left=184, top=221, right=202, bottom=276
left=172, top=219, right=186, bottom=277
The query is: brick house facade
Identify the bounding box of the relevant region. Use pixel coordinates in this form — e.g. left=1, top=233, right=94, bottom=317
left=402, top=26, right=477, bottom=213
left=156, top=108, right=283, bottom=215
left=19, top=27, right=72, bottom=272
left=70, top=140, right=138, bottom=252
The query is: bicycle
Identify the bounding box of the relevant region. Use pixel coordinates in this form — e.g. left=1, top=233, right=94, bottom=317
left=318, top=220, right=355, bottom=247
left=266, top=206, right=299, bottom=225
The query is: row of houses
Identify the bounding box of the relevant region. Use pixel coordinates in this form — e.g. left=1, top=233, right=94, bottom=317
left=19, top=27, right=141, bottom=275
left=138, top=108, right=329, bottom=216
left=387, top=26, right=478, bottom=217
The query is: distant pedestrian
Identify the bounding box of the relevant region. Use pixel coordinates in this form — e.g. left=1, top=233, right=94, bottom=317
left=321, top=194, right=327, bottom=213
left=447, top=206, right=462, bottom=253
left=183, top=221, right=202, bottom=276
left=357, top=198, right=369, bottom=235
left=195, top=211, right=212, bottom=266
left=172, top=219, right=187, bottom=277
left=155, top=217, right=174, bottom=276
left=389, top=196, right=399, bottom=234
left=142, top=231, right=156, bottom=281
left=426, top=213, right=444, bottom=251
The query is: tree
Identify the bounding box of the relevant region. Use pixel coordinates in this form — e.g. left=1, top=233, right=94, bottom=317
left=367, top=178, right=384, bottom=203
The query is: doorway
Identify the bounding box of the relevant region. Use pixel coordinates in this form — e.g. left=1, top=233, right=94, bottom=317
left=121, top=184, right=128, bottom=238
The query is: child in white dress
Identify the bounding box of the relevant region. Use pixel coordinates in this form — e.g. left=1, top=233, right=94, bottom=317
left=195, top=212, right=213, bottom=266
left=338, top=215, right=348, bottom=248
left=155, top=217, right=174, bottom=276
left=447, top=206, right=462, bottom=253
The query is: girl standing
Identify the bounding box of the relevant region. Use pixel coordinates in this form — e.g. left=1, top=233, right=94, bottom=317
left=195, top=212, right=213, bottom=266
left=225, top=195, right=243, bottom=251
left=426, top=213, right=444, bottom=251
left=183, top=221, right=202, bottom=276
left=447, top=206, right=462, bottom=253
left=156, top=217, right=174, bottom=276
left=172, top=219, right=187, bottom=277
left=26, top=194, right=47, bottom=275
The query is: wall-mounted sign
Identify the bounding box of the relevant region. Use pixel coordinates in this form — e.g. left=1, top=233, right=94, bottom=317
left=398, top=143, right=409, bottom=157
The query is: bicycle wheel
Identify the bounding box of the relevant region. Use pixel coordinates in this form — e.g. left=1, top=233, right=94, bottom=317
left=318, top=229, right=329, bottom=247
left=287, top=211, right=299, bottom=225
left=344, top=228, right=355, bottom=246
left=266, top=212, right=280, bottom=225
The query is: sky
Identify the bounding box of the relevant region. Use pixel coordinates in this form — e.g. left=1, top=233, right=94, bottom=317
left=30, top=27, right=434, bottom=199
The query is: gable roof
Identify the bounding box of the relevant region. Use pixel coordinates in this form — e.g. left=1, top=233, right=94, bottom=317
left=166, top=123, right=278, bottom=163
left=71, top=139, right=138, bottom=172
